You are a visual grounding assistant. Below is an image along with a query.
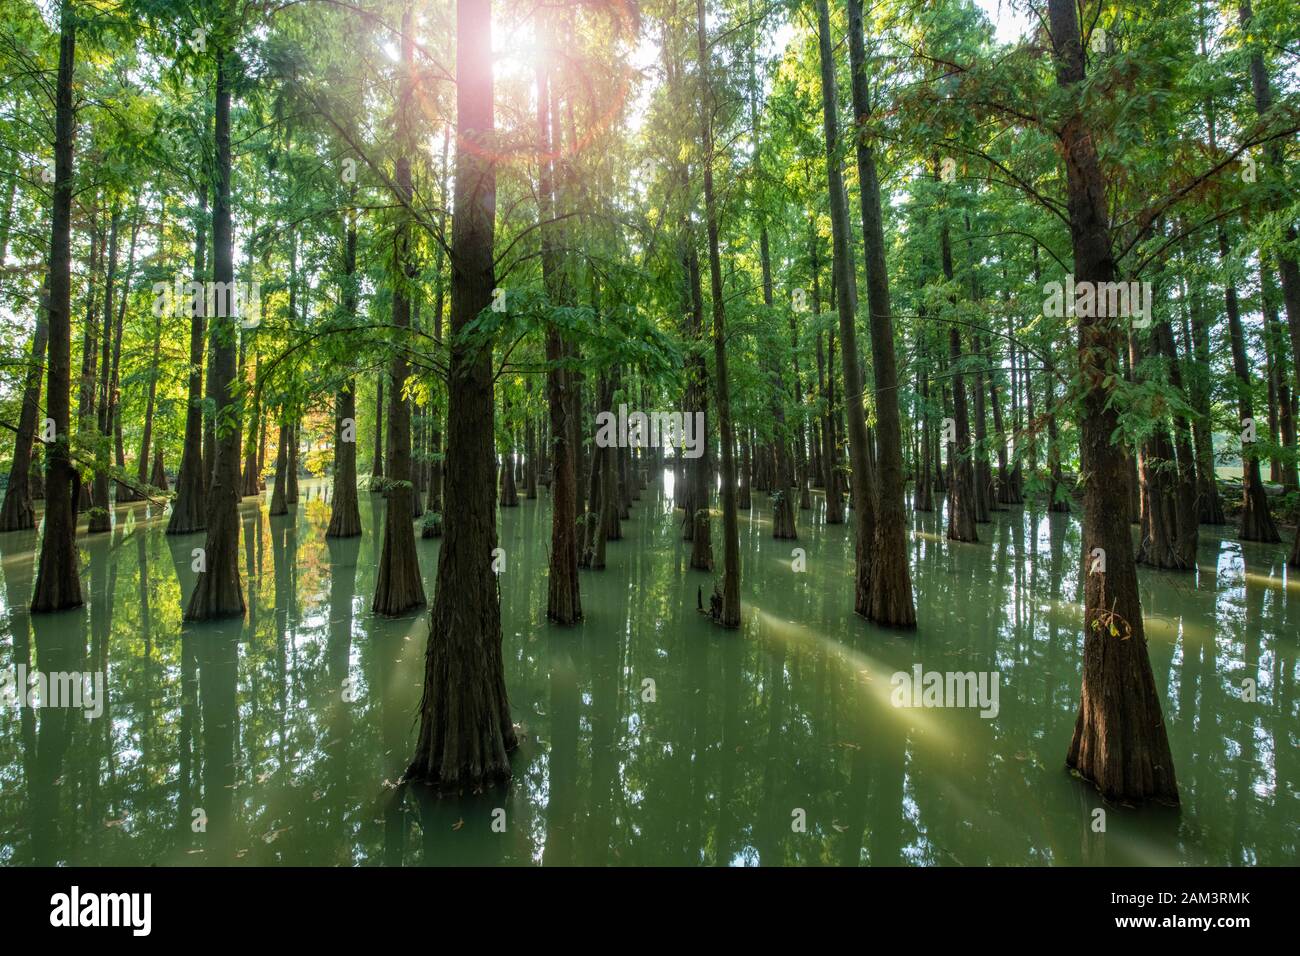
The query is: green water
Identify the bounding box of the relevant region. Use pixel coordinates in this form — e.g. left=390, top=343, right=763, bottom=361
left=0, top=476, right=1295, bottom=866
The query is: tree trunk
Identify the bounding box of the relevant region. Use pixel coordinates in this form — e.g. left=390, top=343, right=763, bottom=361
left=1135, top=276, right=1199, bottom=570
left=762, top=230, right=797, bottom=540
left=789, top=293, right=811, bottom=510
left=816, top=0, right=874, bottom=614
left=499, top=426, right=519, bottom=508
left=327, top=385, right=362, bottom=537
left=269, top=422, right=289, bottom=516
left=524, top=402, right=537, bottom=499
left=941, top=220, right=978, bottom=542
left=151, top=446, right=168, bottom=493
left=1219, top=228, right=1280, bottom=542
left=110, top=207, right=138, bottom=503
left=914, top=328, right=934, bottom=512
left=87, top=207, right=121, bottom=534
left=135, top=264, right=164, bottom=496
left=1044, top=346, right=1069, bottom=513
left=990, top=354, right=1016, bottom=505
left=372, top=7, right=426, bottom=617
left=1182, top=269, right=1224, bottom=523
left=543, top=308, right=580, bottom=614
left=75, top=200, right=101, bottom=517
left=168, top=180, right=209, bottom=535
left=286, top=421, right=300, bottom=505
left=0, top=284, right=49, bottom=530
left=371, top=374, right=385, bottom=485
left=184, top=48, right=246, bottom=621
left=579, top=418, right=604, bottom=568
left=822, top=327, right=845, bottom=523
left=408, top=0, right=516, bottom=791
left=1239, top=0, right=1300, bottom=563
left=30, top=1, right=82, bottom=613
left=593, top=380, right=618, bottom=565
left=847, top=0, right=914, bottom=626
left=1006, top=285, right=1026, bottom=502
left=695, top=0, right=737, bottom=625
left=327, top=198, right=362, bottom=537
left=240, top=339, right=261, bottom=497
left=686, top=245, right=714, bottom=568
left=1262, top=271, right=1298, bottom=493
left=811, top=281, right=825, bottom=492
left=971, top=333, right=995, bottom=520
left=738, top=433, right=751, bottom=510
left=1049, top=0, right=1177, bottom=804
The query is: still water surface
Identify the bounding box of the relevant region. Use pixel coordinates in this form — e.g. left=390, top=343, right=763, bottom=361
left=0, top=477, right=1295, bottom=865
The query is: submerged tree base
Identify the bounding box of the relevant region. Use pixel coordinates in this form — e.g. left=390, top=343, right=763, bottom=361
left=0, top=486, right=36, bottom=532
left=1066, top=627, right=1180, bottom=806
left=407, top=604, right=519, bottom=792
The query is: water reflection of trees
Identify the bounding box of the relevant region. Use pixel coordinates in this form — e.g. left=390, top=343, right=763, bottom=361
left=0, top=480, right=1293, bottom=866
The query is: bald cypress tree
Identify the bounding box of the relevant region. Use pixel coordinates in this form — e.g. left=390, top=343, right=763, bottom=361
left=30, top=0, right=82, bottom=613
left=408, top=0, right=516, bottom=790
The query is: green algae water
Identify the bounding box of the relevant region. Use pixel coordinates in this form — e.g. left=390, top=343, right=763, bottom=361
left=0, top=478, right=1295, bottom=866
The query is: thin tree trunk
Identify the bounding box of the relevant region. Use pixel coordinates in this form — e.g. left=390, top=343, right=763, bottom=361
left=136, top=254, right=164, bottom=494
left=328, top=196, right=362, bottom=537
left=372, top=6, right=426, bottom=616
left=695, top=0, right=737, bottom=624
left=847, top=0, right=914, bottom=626
left=1219, top=228, right=1279, bottom=541
left=1134, top=322, right=1198, bottom=570
left=286, top=421, right=300, bottom=505
left=168, top=179, right=209, bottom=535
left=240, top=329, right=262, bottom=497
left=913, top=322, right=934, bottom=512
left=371, top=374, right=385, bottom=485
left=971, top=333, right=994, bottom=521
left=151, top=446, right=168, bottom=493
left=269, top=421, right=289, bottom=515
left=327, top=386, right=361, bottom=536
left=110, top=206, right=139, bottom=502
left=30, top=0, right=82, bottom=613
left=816, top=0, right=874, bottom=612
left=0, top=282, right=49, bottom=530
left=686, top=244, right=713, bottom=567
left=75, top=201, right=101, bottom=516
left=87, top=207, right=121, bottom=534
left=184, top=47, right=245, bottom=620
left=941, top=217, right=978, bottom=542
